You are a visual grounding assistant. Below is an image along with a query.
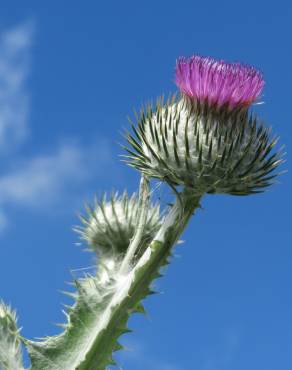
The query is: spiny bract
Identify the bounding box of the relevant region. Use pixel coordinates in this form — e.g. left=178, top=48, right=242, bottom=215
left=77, top=191, right=161, bottom=256
left=125, top=96, right=282, bottom=195
left=0, top=302, right=23, bottom=370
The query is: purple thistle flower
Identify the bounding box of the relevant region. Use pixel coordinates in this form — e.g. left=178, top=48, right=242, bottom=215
left=175, top=55, right=264, bottom=109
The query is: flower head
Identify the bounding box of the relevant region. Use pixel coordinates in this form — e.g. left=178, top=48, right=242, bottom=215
left=125, top=56, right=282, bottom=196
left=77, top=192, right=161, bottom=257
left=176, top=55, right=264, bottom=109
left=125, top=96, right=282, bottom=196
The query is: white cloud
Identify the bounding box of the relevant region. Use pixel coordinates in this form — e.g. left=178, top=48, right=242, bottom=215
left=0, top=144, right=87, bottom=207
left=0, top=138, right=113, bottom=208
left=0, top=21, right=33, bottom=150
left=0, top=21, right=119, bottom=234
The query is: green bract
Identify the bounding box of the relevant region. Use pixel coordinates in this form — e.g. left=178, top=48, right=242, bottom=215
left=77, top=192, right=161, bottom=257
left=0, top=302, right=24, bottom=370
left=125, top=96, right=283, bottom=195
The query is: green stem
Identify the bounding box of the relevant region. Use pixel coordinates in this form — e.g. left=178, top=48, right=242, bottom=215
left=119, top=175, right=150, bottom=273
left=76, top=190, right=202, bottom=370
left=27, top=189, right=202, bottom=370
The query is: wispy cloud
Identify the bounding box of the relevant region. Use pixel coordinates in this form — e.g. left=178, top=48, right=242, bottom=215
left=0, top=137, right=115, bottom=230
left=0, top=21, right=33, bottom=151
left=0, top=142, right=99, bottom=207
left=0, top=22, right=117, bottom=234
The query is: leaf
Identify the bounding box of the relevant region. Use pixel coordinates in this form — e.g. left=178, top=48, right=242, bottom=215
left=26, top=192, right=201, bottom=370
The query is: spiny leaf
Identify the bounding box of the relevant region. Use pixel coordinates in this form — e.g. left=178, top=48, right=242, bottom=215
left=26, top=192, right=201, bottom=370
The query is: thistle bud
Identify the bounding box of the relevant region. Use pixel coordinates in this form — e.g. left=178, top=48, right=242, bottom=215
left=125, top=56, right=283, bottom=196
left=77, top=192, right=161, bottom=257
left=0, top=302, right=23, bottom=370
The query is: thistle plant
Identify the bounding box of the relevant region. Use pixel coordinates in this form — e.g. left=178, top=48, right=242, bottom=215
left=0, top=55, right=284, bottom=370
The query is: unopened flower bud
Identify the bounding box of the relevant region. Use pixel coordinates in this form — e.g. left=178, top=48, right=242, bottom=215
left=77, top=192, right=161, bottom=256
left=0, top=302, right=23, bottom=370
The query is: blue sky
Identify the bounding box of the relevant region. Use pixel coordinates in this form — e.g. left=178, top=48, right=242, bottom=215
left=0, top=1, right=291, bottom=369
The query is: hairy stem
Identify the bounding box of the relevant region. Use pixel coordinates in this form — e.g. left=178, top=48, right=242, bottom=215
left=119, top=175, right=150, bottom=273
left=76, top=190, right=201, bottom=370
left=27, top=189, right=202, bottom=370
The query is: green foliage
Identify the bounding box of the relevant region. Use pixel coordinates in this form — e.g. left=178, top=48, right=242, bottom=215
left=24, top=190, right=201, bottom=370
left=125, top=96, right=283, bottom=195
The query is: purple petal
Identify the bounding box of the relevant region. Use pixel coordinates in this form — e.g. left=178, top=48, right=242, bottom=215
left=175, top=55, right=264, bottom=109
